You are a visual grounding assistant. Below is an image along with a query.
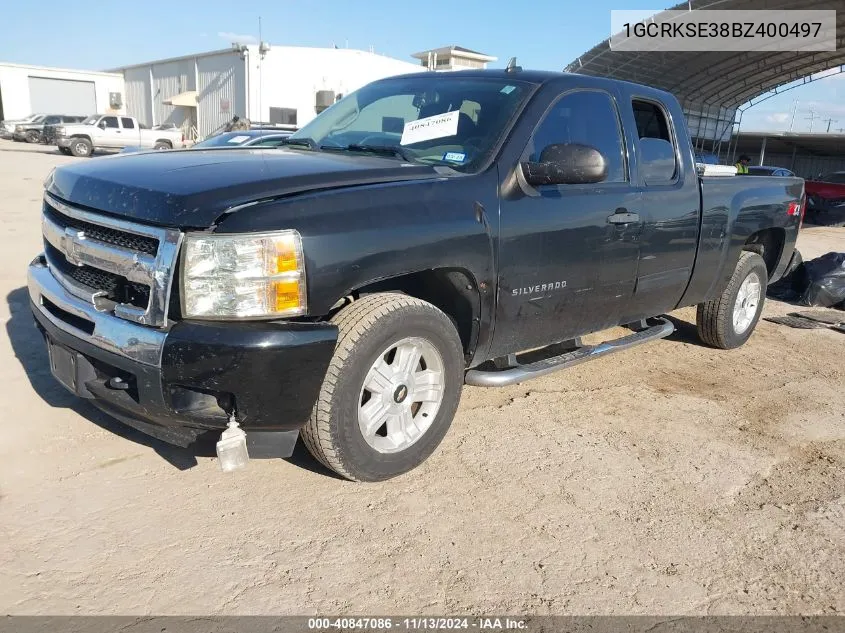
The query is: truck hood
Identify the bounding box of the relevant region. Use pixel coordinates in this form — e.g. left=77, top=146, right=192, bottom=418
left=47, top=148, right=443, bottom=228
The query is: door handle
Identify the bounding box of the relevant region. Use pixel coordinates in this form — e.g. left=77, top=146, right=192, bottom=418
left=607, top=209, right=640, bottom=224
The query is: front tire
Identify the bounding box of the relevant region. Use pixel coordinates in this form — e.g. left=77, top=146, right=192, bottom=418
left=697, top=251, right=768, bottom=349
left=25, top=130, right=41, bottom=143
left=302, top=293, right=464, bottom=482
left=69, top=137, right=92, bottom=157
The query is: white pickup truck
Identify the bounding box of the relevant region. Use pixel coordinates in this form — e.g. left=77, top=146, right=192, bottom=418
left=56, top=114, right=185, bottom=157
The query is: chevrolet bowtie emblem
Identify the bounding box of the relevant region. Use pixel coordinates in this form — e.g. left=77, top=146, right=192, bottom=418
left=62, top=227, right=86, bottom=266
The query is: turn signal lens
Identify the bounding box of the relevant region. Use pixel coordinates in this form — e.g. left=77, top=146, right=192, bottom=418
left=274, top=238, right=300, bottom=274
left=273, top=279, right=303, bottom=312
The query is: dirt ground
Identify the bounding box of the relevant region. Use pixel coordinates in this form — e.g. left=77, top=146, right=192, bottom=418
left=0, top=140, right=842, bottom=615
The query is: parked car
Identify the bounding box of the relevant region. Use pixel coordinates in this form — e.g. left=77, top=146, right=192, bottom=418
left=55, top=114, right=186, bottom=156
left=204, top=120, right=298, bottom=140
left=1, top=113, right=45, bottom=139
left=804, top=171, right=845, bottom=211
left=41, top=115, right=87, bottom=145
left=15, top=114, right=87, bottom=144
left=191, top=130, right=293, bottom=149
left=747, top=166, right=795, bottom=177
left=28, top=69, right=805, bottom=481
left=119, top=128, right=294, bottom=154
left=694, top=151, right=720, bottom=165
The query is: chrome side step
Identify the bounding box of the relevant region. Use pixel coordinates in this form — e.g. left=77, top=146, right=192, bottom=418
left=465, top=317, right=675, bottom=387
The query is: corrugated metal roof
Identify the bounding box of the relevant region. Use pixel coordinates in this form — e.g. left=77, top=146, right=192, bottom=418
left=105, top=48, right=237, bottom=73
left=565, top=0, right=845, bottom=109
left=0, top=61, right=121, bottom=78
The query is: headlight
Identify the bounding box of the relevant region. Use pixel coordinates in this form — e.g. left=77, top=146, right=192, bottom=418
left=15, top=125, right=23, bottom=132
left=56, top=126, right=66, bottom=136
left=181, top=230, right=306, bottom=319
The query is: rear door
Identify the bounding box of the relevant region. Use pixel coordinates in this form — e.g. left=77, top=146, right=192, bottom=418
left=492, top=87, right=642, bottom=357
left=120, top=117, right=141, bottom=145
left=617, top=95, right=701, bottom=322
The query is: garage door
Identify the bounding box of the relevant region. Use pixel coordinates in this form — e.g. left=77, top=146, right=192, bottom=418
left=28, top=76, right=97, bottom=115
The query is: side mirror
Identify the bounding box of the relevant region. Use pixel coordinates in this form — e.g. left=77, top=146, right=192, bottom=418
left=521, top=143, right=608, bottom=187
left=97, top=120, right=107, bottom=129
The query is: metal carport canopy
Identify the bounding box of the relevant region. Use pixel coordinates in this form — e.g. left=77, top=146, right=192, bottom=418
left=565, top=0, right=845, bottom=121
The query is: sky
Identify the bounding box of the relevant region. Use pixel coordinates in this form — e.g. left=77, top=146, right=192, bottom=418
left=1, top=0, right=843, bottom=133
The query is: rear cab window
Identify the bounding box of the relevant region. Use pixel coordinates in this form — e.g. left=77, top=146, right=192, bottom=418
left=631, top=99, right=678, bottom=185
left=121, top=117, right=135, bottom=129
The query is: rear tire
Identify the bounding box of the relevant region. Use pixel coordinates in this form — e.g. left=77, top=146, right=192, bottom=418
left=69, top=137, right=92, bottom=157
left=153, top=141, right=171, bottom=150
left=302, top=293, right=464, bottom=482
left=697, top=251, right=768, bottom=349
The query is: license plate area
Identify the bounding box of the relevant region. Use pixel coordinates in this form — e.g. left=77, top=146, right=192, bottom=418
left=48, top=339, right=77, bottom=393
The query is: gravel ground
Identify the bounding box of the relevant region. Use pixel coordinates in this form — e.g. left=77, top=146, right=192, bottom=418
left=0, top=141, right=843, bottom=615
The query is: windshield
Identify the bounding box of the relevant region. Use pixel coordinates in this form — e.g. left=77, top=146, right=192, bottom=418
left=288, top=75, right=533, bottom=170
left=81, top=115, right=99, bottom=125
left=193, top=132, right=257, bottom=148
left=818, top=172, right=845, bottom=184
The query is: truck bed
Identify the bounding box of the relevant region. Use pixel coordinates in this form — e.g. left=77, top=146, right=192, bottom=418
left=680, top=174, right=804, bottom=308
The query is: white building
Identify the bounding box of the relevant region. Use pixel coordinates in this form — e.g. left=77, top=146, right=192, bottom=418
left=0, top=62, right=125, bottom=121
left=112, top=46, right=421, bottom=139
left=411, top=46, right=497, bottom=72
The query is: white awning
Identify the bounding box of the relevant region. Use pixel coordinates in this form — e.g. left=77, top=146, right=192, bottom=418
left=163, top=91, right=197, bottom=107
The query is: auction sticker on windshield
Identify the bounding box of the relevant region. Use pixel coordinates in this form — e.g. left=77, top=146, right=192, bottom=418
left=400, top=111, right=460, bottom=146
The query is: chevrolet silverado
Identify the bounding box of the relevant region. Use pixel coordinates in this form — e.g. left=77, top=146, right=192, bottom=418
left=28, top=69, right=805, bottom=481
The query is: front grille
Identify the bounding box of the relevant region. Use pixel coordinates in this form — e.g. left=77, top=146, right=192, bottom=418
left=45, top=242, right=150, bottom=309
left=40, top=193, right=181, bottom=328
left=44, top=202, right=159, bottom=255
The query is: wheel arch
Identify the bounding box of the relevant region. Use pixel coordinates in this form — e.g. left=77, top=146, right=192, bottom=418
left=335, top=268, right=482, bottom=365
left=742, top=227, right=785, bottom=279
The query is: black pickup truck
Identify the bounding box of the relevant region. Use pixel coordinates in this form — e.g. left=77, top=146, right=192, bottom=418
left=28, top=69, right=805, bottom=481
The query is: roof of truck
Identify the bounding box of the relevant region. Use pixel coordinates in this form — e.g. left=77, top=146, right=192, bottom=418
left=388, top=69, right=565, bottom=83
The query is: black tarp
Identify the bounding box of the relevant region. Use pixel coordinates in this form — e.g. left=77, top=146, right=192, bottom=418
left=768, top=251, right=845, bottom=309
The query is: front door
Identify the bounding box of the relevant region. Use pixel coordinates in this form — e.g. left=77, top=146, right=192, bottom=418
left=490, top=88, right=642, bottom=358
left=97, top=116, right=123, bottom=148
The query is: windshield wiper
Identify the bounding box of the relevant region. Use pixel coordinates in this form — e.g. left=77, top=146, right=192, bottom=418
left=320, top=144, right=415, bottom=162
left=279, top=137, right=318, bottom=150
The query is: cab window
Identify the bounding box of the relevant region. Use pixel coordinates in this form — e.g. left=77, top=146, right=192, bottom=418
left=632, top=99, right=677, bottom=183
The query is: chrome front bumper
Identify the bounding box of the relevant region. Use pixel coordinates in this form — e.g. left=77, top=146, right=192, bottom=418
left=28, top=255, right=166, bottom=366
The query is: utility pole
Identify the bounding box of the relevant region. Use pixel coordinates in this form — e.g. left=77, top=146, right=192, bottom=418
left=824, top=117, right=837, bottom=133
left=805, top=108, right=819, bottom=133
left=788, top=100, right=799, bottom=132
